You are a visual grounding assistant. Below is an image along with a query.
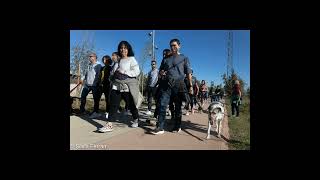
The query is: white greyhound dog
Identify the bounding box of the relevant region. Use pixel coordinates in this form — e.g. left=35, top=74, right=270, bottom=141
left=206, top=102, right=225, bottom=139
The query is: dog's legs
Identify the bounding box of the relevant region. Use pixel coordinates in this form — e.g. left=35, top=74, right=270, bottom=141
left=215, top=118, right=218, bottom=136
left=206, top=118, right=211, bottom=139
left=217, top=120, right=222, bottom=138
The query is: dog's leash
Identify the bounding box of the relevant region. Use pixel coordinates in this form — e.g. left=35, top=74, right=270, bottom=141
left=70, top=83, right=81, bottom=93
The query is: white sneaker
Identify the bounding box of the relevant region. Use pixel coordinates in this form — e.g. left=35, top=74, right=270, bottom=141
left=105, top=112, right=109, bottom=119
left=98, top=122, right=113, bottom=133
left=151, top=128, right=164, bottom=135
left=185, top=112, right=190, bottom=116
left=89, top=112, right=100, bottom=119
left=167, top=111, right=171, bottom=116
left=131, top=119, right=139, bottom=128
left=172, top=128, right=181, bottom=133
left=146, top=111, right=152, bottom=115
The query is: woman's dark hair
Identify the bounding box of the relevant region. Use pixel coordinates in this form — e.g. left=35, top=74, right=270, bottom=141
left=163, top=49, right=170, bottom=53
left=117, top=41, right=134, bottom=57
left=163, top=49, right=171, bottom=58
left=102, top=55, right=112, bottom=65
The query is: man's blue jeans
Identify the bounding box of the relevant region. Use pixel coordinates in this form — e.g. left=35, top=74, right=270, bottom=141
left=80, top=84, right=101, bottom=113
left=157, top=84, right=183, bottom=130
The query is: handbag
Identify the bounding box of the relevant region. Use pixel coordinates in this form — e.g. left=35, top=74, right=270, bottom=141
left=114, top=71, right=129, bottom=80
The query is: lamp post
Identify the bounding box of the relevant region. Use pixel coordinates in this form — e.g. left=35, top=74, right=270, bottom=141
left=149, top=30, right=158, bottom=61
left=152, top=30, right=155, bottom=60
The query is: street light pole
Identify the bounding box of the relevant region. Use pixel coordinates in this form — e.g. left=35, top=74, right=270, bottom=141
left=152, top=30, right=155, bottom=60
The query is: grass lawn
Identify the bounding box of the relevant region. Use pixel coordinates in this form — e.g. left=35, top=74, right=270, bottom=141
left=225, top=95, right=250, bottom=150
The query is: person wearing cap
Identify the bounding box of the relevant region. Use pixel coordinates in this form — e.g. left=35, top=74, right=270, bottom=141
left=79, top=53, right=103, bottom=119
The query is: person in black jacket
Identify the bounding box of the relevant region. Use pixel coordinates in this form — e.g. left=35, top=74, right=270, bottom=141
left=99, top=55, right=113, bottom=119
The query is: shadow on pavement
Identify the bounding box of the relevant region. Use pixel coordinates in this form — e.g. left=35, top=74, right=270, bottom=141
left=181, top=129, right=204, bottom=141
left=73, top=111, right=134, bottom=133
left=181, top=120, right=207, bottom=134
left=180, top=119, right=226, bottom=141
left=77, top=115, right=104, bottom=130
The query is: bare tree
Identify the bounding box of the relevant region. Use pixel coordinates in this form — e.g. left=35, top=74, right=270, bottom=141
left=138, top=40, right=153, bottom=95
left=70, top=31, right=96, bottom=97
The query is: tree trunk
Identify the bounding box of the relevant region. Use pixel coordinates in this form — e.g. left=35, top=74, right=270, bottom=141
left=141, top=72, right=144, bottom=98
left=76, top=62, right=81, bottom=107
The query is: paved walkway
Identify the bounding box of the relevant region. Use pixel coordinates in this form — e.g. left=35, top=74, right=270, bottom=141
left=70, top=100, right=229, bottom=150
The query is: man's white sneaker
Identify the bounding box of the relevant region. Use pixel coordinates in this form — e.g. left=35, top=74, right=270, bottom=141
left=151, top=128, right=164, bottom=135
left=172, top=128, right=181, bottom=133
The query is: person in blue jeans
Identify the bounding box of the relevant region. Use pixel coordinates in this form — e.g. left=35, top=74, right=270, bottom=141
left=153, top=49, right=172, bottom=127
left=79, top=53, right=102, bottom=119
left=152, top=39, right=193, bottom=135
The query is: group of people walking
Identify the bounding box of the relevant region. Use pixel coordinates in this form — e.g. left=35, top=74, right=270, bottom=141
left=73, top=38, right=242, bottom=135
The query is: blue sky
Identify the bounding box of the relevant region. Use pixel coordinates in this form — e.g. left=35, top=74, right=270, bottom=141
left=70, top=30, right=250, bottom=88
